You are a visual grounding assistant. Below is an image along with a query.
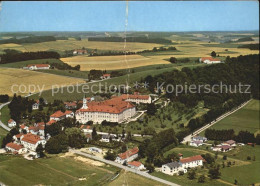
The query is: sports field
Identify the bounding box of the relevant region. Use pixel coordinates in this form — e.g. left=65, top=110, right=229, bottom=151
left=0, top=155, right=119, bottom=186
left=0, top=68, right=85, bottom=96
left=200, top=99, right=259, bottom=135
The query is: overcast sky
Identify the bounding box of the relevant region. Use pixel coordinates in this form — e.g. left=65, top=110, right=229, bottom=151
left=0, top=1, right=259, bottom=32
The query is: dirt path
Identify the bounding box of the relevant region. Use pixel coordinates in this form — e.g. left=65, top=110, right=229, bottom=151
left=217, top=179, right=234, bottom=186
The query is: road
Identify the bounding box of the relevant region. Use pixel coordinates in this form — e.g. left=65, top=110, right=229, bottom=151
left=182, top=99, right=252, bottom=143
left=0, top=102, right=11, bottom=132
left=70, top=149, right=179, bottom=186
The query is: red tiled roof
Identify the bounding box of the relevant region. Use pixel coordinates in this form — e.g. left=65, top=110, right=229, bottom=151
left=50, top=110, right=66, bottom=118
left=77, top=97, right=135, bottom=114
left=47, top=120, right=57, bottom=125
left=8, top=119, right=14, bottom=123
left=64, top=102, right=77, bottom=107
left=200, top=57, right=221, bottom=62
left=221, top=145, right=231, bottom=150
left=128, top=161, right=142, bottom=167
left=15, top=134, right=23, bottom=139
left=80, top=125, right=91, bottom=129
left=180, top=155, right=205, bottom=163
left=27, top=64, right=50, bottom=68
left=64, top=110, right=73, bottom=115
left=102, top=74, right=110, bottom=77
left=21, top=133, right=41, bottom=144
left=6, top=142, right=23, bottom=151
left=20, top=124, right=27, bottom=129
left=118, top=147, right=139, bottom=160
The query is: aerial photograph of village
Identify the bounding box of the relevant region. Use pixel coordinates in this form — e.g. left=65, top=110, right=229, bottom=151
left=0, top=1, right=259, bottom=185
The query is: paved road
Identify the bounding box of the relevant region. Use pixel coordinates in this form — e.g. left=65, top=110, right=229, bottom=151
left=70, top=149, right=179, bottom=186
left=182, top=99, right=252, bottom=143
left=0, top=102, right=11, bottom=132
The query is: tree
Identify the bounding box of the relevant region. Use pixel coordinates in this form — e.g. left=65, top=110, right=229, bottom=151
left=208, top=165, right=221, bottom=179
left=104, top=150, right=116, bottom=160
left=36, top=143, right=45, bottom=158
left=92, top=126, right=98, bottom=140
left=211, top=51, right=217, bottom=57
left=145, top=163, right=155, bottom=173
left=45, top=134, right=68, bottom=154
left=198, top=175, right=206, bottom=183
left=169, top=57, right=177, bottom=63
left=65, top=127, right=86, bottom=148
left=234, top=179, right=238, bottom=185
left=202, top=153, right=215, bottom=164
left=187, top=170, right=196, bottom=180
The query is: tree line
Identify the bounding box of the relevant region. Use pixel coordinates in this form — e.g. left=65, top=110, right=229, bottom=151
left=0, top=94, right=9, bottom=103
left=0, top=36, right=56, bottom=44
left=238, top=44, right=259, bottom=50
left=0, top=51, right=60, bottom=64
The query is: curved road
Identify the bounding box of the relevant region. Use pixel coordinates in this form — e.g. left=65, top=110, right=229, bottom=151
left=0, top=102, right=11, bottom=131
left=70, top=149, right=179, bottom=186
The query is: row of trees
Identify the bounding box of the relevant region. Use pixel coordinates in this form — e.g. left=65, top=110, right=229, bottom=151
left=0, top=36, right=56, bottom=44
left=0, top=94, right=9, bottom=103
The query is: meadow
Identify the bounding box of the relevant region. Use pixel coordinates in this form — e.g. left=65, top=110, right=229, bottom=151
left=200, top=99, right=260, bottom=135
left=0, top=68, right=85, bottom=96
left=0, top=154, right=119, bottom=186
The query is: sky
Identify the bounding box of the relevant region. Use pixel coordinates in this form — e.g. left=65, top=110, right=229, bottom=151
left=0, top=1, right=259, bottom=32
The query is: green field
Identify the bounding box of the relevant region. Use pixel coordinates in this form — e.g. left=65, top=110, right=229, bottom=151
left=0, top=154, right=119, bottom=186
left=0, top=105, right=10, bottom=126
left=200, top=99, right=259, bottom=135
left=0, top=127, right=8, bottom=147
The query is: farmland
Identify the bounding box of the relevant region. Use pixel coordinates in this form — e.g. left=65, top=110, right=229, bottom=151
left=200, top=99, right=260, bottom=135
left=0, top=154, right=120, bottom=186
left=0, top=68, right=85, bottom=96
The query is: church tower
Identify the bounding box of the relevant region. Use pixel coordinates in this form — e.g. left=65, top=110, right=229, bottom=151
left=82, top=96, right=88, bottom=109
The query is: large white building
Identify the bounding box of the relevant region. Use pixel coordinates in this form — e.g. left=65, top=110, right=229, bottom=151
left=118, top=93, right=152, bottom=104
left=76, top=97, right=136, bottom=124
left=162, top=155, right=205, bottom=175
left=25, top=64, right=50, bottom=70
left=199, top=57, right=221, bottom=64
left=20, top=133, right=46, bottom=151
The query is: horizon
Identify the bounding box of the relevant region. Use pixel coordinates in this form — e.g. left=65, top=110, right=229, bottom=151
left=0, top=1, right=259, bottom=32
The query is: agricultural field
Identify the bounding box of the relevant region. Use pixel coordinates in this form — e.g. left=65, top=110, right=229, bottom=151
left=108, top=170, right=164, bottom=186
left=200, top=99, right=260, bottom=135
left=0, top=68, right=85, bottom=96
left=0, top=154, right=120, bottom=186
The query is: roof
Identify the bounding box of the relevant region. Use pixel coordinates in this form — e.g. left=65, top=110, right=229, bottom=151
left=21, top=133, right=42, bottom=144
left=47, top=120, right=57, bottom=125
left=128, top=161, right=142, bottom=167
left=77, top=97, right=135, bottom=114
left=15, top=134, right=23, bottom=139
left=20, top=124, right=27, bottom=129
left=64, top=102, right=77, bottom=107
left=6, top=142, right=23, bottom=151
left=118, top=147, right=139, bottom=160
left=50, top=110, right=66, bottom=118
left=192, top=136, right=206, bottom=140
left=200, top=57, right=221, bottom=62
left=191, top=140, right=203, bottom=144
left=80, top=125, right=91, bottom=129
left=221, top=145, right=231, bottom=150
left=8, top=119, right=14, bottom=123
left=27, top=64, right=50, bottom=68
left=64, top=110, right=73, bottom=115
left=165, top=161, right=181, bottom=168
left=102, top=74, right=110, bottom=77
left=119, top=94, right=150, bottom=100
left=225, top=140, right=236, bottom=145
left=180, top=155, right=205, bottom=163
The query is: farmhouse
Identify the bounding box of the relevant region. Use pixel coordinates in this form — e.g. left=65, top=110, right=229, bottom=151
left=190, top=140, right=203, bottom=147
left=20, top=133, right=46, bottom=151
left=25, top=64, right=50, bottom=70
left=76, top=97, right=136, bottom=124
left=213, top=145, right=232, bottom=152
left=5, top=142, right=27, bottom=154
left=222, top=140, right=236, bottom=147
left=19, top=124, right=29, bottom=133
left=50, top=110, right=74, bottom=121
left=73, top=49, right=87, bottom=55
left=13, top=133, right=23, bottom=142
left=64, top=101, right=77, bottom=110
left=162, top=161, right=186, bottom=175
left=127, top=161, right=145, bottom=170
left=100, top=74, right=111, bottom=80
left=180, top=155, right=205, bottom=169
left=32, top=100, right=40, bottom=110
left=29, top=122, right=45, bottom=136
left=115, top=147, right=139, bottom=164
left=191, top=136, right=207, bottom=142
left=199, top=57, right=221, bottom=64
left=8, top=119, right=16, bottom=128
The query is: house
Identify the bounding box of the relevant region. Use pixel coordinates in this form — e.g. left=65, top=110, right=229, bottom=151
left=162, top=161, right=186, bottom=175
left=127, top=161, right=145, bottom=170
left=190, top=140, right=203, bottom=147
left=46, top=119, right=57, bottom=125
left=73, top=49, right=88, bottom=55
left=100, top=134, right=116, bottom=143
left=13, top=133, right=23, bottom=142
left=117, top=93, right=152, bottom=104
left=50, top=110, right=73, bottom=121
left=191, top=136, right=207, bottom=142
left=5, top=142, right=27, bottom=154
left=89, top=147, right=102, bottom=153
left=180, top=155, right=205, bottom=169
left=64, top=101, right=77, bottom=110
left=222, top=140, right=236, bottom=147
left=20, top=133, right=46, bottom=151
left=8, top=119, right=16, bottom=128
left=212, top=145, right=232, bottom=152
left=80, top=125, right=92, bottom=133
left=199, top=57, right=221, bottom=64
left=100, top=74, right=111, bottom=80
left=32, top=100, right=40, bottom=110
left=25, top=64, right=50, bottom=70
left=19, top=124, right=29, bottom=133
left=29, top=122, right=45, bottom=136
left=115, top=147, right=139, bottom=164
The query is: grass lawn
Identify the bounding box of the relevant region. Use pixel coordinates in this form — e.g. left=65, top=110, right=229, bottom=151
left=108, top=170, right=165, bottom=186
left=0, top=127, right=8, bottom=147
left=0, top=105, right=10, bottom=126
left=200, top=99, right=259, bottom=135
left=37, top=69, right=89, bottom=79
left=0, top=154, right=119, bottom=186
